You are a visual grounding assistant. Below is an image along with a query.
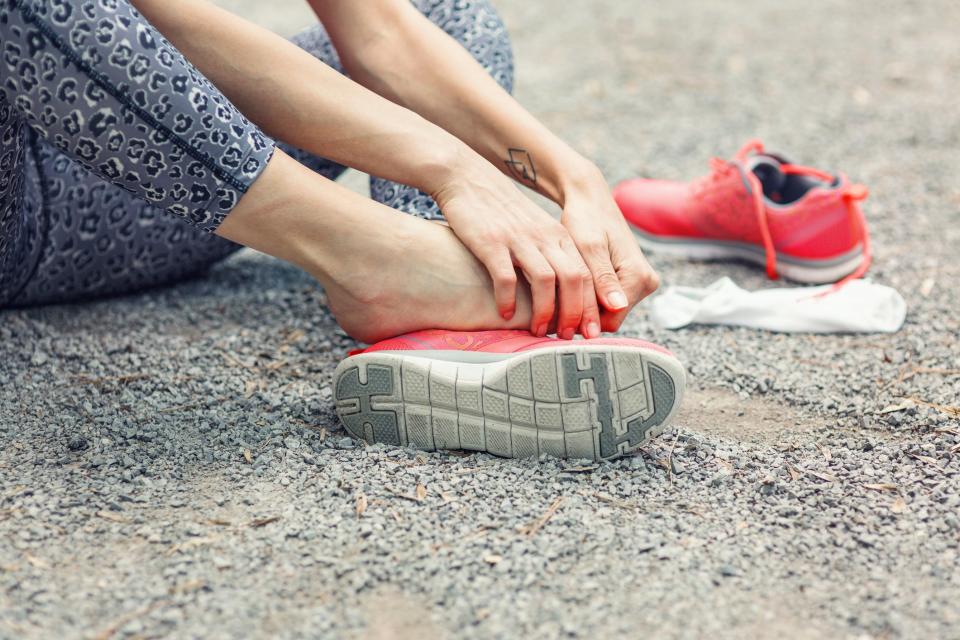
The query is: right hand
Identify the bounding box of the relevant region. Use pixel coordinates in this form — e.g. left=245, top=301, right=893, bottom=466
left=431, top=158, right=602, bottom=339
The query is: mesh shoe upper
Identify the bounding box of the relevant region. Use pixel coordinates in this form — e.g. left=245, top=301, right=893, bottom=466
left=614, top=139, right=871, bottom=280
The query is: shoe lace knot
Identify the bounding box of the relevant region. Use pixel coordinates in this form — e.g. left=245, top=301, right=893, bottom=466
left=716, top=139, right=872, bottom=287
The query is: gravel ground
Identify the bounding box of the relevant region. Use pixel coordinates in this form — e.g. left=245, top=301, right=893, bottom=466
left=2, top=1, right=959, bottom=639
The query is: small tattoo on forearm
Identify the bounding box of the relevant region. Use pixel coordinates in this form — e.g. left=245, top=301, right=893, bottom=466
left=504, top=147, right=538, bottom=185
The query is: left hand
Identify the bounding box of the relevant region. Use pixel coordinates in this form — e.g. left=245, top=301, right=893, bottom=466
left=559, top=166, right=661, bottom=332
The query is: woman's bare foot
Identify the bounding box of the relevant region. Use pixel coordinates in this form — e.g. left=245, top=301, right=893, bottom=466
left=320, top=214, right=533, bottom=343
left=217, top=151, right=534, bottom=343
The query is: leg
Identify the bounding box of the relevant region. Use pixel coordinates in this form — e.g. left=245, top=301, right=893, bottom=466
left=216, top=149, right=537, bottom=344
left=2, top=0, right=534, bottom=340
left=0, top=95, right=44, bottom=307
left=0, top=0, right=275, bottom=306
left=10, top=138, right=242, bottom=307
left=286, top=0, right=514, bottom=218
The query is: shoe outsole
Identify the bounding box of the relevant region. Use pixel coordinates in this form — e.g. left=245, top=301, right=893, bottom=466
left=333, top=344, right=686, bottom=461
left=632, top=228, right=865, bottom=284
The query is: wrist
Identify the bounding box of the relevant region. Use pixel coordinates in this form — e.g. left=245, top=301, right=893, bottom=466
left=553, top=156, right=608, bottom=206
left=416, top=134, right=485, bottom=198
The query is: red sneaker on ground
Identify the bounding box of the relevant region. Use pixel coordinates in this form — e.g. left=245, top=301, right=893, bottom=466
left=613, top=139, right=871, bottom=284
left=333, top=330, right=686, bottom=461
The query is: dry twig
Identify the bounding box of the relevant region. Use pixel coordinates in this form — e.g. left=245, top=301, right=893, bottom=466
left=93, top=599, right=168, bottom=640
left=248, top=516, right=281, bottom=528
left=519, top=497, right=564, bottom=537
left=73, top=372, right=150, bottom=386
left=905, top=397, right=960, bottom=418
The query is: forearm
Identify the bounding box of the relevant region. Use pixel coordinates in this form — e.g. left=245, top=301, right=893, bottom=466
left=310, top=0, right=601, bottom=205
left=131, top=0, right=479, bottom=195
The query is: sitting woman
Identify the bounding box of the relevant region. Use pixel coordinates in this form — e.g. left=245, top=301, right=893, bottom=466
left=0, top=0, right=683, bottom=461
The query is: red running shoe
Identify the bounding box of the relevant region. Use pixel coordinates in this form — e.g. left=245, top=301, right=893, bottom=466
left=614, top=139, right=871, bottom=284
left=333, top=330, right=686, bottom=461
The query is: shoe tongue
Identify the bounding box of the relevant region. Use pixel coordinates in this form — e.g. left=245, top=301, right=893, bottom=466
left=746, top=154, right=787, bottom=197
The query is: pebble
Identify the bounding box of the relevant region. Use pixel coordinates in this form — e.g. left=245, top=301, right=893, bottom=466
left=718, top=565, right=740, bottom=578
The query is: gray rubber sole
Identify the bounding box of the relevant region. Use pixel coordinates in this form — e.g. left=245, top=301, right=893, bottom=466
left=333, top=345, right=686, bottom=461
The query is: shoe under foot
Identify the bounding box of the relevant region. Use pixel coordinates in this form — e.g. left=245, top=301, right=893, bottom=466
left=333, top=330, right=686, bottom=461
left=614, top=139, right=871, bottom=284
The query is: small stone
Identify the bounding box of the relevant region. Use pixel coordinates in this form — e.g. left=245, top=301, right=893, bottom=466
left=122, top=619, right=144, bottom=635
left=708, top=472, right=730, bottom=487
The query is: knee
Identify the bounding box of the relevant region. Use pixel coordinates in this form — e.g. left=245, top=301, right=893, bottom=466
left=412, top=0, right=515, bottom=94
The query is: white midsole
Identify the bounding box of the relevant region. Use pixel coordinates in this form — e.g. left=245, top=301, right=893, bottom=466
left=338, top=343, right=684, bottom=377
left=633, top=230, right=864, bottom=284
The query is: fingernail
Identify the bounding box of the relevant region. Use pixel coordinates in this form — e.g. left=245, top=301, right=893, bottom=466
left=586, top=322, right=601, bottom=339
left=501, top=308, right=515, bottom=320
left=535, top=323, right=548, bottom=337
left=607, top=291, right=628, bottom=310
left=560, top=327, right=575, bottom=340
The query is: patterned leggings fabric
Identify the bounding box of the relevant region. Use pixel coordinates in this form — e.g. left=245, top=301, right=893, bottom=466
left=0, top=0, right=513, bottom=307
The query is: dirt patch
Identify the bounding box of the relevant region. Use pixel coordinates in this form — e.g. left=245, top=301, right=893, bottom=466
left=356, top=589, right=445, bottom=640
left=675, top=387, right=828, bottom=445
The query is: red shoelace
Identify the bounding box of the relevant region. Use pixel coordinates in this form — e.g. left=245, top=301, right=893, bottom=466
left=710, top=139, right=871, bottom=287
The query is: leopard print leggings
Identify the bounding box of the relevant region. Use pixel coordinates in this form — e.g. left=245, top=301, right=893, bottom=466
left=0, top=0, right=513, bottom=307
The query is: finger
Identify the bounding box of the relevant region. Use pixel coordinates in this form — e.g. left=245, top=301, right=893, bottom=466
left=638, top=268, right=661, bottom=301
left=579, top=268, right=602, bottom=339
left=575, top=233, right=630, bottom=313
left=560, top=240, right=601, bottom=338
left=513, top=246, right=556, bottom=337
left=479, top=246, right=518, bottom=320
left=600, top=307, right=629, bottom=333
left=609, top=235, right=661, bottom=303
left=634, top=256, right=661, bottom=302
left=599, top=261, right=661, bottom=333
left=543, top=244, right=586, bottom=340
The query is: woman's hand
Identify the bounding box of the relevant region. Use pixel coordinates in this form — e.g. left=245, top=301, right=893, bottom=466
left=309, top=0, right=659, bottom=331
left=432, top=155, right=601, bottom=339
left=558, top=164, right=661, bottom=332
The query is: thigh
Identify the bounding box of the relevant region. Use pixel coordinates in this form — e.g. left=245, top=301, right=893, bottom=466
left=1, top=0, right=268, bottom=307
left=10, top=137, right=241, bottom=307
left=0, top=97, right=44, bottom=308
left=0, top=0, right=275, bottom=233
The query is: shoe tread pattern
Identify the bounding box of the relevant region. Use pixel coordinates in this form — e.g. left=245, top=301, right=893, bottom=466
left=334, top=348, right=678, bottom=461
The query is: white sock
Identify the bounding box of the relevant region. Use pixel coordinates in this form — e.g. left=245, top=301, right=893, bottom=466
left=649, top=277, right=906, bottom=333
